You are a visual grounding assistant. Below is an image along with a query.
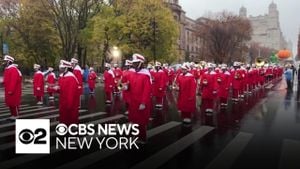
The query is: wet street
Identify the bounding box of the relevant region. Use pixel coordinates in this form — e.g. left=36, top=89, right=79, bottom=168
left=0, top=79, right=299, bottom=169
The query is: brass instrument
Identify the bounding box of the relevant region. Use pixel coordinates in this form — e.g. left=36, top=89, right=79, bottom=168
left=255, top=57, right=265, bottom=67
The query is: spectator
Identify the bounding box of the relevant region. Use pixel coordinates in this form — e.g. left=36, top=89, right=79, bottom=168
left=284, top=66, right=293, bottom=90
left=298, top=65, right=300, bottom=82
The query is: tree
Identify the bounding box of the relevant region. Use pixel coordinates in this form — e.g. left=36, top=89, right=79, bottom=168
left=85, top=0, right=180, bottom=66
left=0, top=0, right=60, bottom=70
left=249, top=42, right=274, bottom=63
left=196, top=11, right=252, bottom=64
left=41, top=0, right=105, bottom=66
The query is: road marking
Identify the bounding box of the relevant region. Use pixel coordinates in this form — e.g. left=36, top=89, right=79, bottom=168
left=55, top=121, right=182, bottom=169
left=0, top=104, right=30, bottom=111
left=0, top=106, right=54, bottom=118
left=0, top=109, right=89, bottom=136
left=0, top=114, right=125, bottom=169
left=205, top=132, right=253, bottom=169
left=279, top=139, right=300, bottom=169
left=0, top=105, right=43, bottom=114
left=131, top=126, right=214, bottom=169
left=0, top=114, right=123, bottom=151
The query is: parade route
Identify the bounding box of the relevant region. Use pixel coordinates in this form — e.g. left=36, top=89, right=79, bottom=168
left=0, top=78, right=299, bottom=169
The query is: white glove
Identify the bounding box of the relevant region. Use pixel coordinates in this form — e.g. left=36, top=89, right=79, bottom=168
left=138, top=104, right=146, bottom=110
left=53, top=86, right=60, bottom=91
left=122, top=84, right=128, bottom=90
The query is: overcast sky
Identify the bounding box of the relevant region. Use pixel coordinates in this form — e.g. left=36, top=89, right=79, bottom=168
left=179, top=0, right=300, bottom=55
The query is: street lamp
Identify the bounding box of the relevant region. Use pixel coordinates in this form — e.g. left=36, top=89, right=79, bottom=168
left=151, top=17, right=157, bottom=64
left=111, top=46, right=122, bottom=65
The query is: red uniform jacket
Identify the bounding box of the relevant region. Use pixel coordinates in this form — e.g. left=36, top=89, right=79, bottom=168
left=88, top=71, right=97, bottom=89
left=231, top=69, right=243, bottom=90
left=128, top=69, right=152, bottom=125
left=73, top=65, right=83, bottom=95
left=33, top=71, right=44, bottom=97
left=113, top=68, right=123, bottom=82
left=168, top=68, right=175, bottom=86
left=59, top=71, right=79, bottom=125
left=152, top=70, right=168, bottom=97
left=177, top=72, right=197, bottom=112
left=3, top=65, right=22, bottom=107
left=46, top=72, right=56, bottom=93
left=103, top=69, right=115, bottom=93
left=121, top=68, right=135, bottom=104
left=201, top=71, right=218, bottom=99
left=217, top=71, right=231, bottom=98
left=258, top=68, right=265, bottom=84
left=265, top=67, right=273, bottom=76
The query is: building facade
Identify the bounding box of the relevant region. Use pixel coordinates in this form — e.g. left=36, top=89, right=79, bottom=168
left=165, top=0, right=201, bottom=62
left=239, top=2, right=289, bottom=51
left=166, top=1, right=290, bottom=62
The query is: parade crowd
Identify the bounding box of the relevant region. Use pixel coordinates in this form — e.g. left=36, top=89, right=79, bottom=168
left=2, top=54, right=287, bottom=143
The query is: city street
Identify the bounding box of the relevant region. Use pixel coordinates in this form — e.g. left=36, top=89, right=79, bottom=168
left=0, top=79, right=299, bottom=169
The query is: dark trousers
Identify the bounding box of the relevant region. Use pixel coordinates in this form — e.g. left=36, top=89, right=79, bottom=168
left=286, top=79, right=292, bottom=89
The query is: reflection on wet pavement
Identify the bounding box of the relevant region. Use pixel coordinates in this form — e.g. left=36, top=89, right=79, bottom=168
left=0, top=80, right=299, bottom=169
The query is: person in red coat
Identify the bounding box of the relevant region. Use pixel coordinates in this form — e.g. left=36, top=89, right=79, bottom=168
left=128, top=54, right=152, bottom=143
left=57, top=60, right=80, bottom=126
left=2, top=55, right=22, bottom=120
left=239, top=65, right=247, bottom=98
left=33, top=64, right=44, bottom=105
left=265, top=65, right=273, bottom=84
left=152, top=61, right=168, bottom=108
left=176, top=63, right=197, bottom=123
left=103, top=63, right=115, bottom=104
left=71, top=58, right=83, bottom=107
left=258, top=66, right=265, bottom=87
left=87, top=67, right=97, bottom=94
left=251, top=64, right=259, bottom=91
left=217, top=64, right=231, bottom=107
left=231, top=62, right=243, bottom=102
left=200, top=63, right=218, bottom=113
left=113, top=64, right=123, bottom=94
left=121, top=60, right=135, bottom=115
left=46, top=67, right=56, bottom=99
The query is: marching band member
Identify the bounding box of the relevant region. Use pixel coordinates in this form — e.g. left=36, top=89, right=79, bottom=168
left=57, top=60, right=80, bottom=125
left=87, top=67, right=97, bottom=94
left=152, top=61, right=168, bottom=108
left=176, top=63, right=197, bottom=123
left=103, top=63, right=115, bottom=104
left=217, top=64, right=231, bottom=107
left=258, top=65, right=266, bottom=88
left=265, top=64, right=273, bottom=84
left=231, top=62, right=242, bottom=102
left=113, top=63, right=123, bottom=94
left=251, top=64, right=259, bottom=90
left=239, top=63, right=247, bottom=98
left=245, top=64, right=254, bottom=94
left=121, top=60, right=135, bottom=115
left=128, top=54, right=152, bottom=144
left=33, top=64, right=44, bottom=105
left=71, top=58, right=83, bottom=107
left=2, top=55, right=22, bottom=120
left=46, top=67, right=56, bottom=99
left=200, top=63, right=217, bottom=112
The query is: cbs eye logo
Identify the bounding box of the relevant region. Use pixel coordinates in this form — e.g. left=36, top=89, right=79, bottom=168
left=18, top=128, right=47, bottom=144
left=16, top=119, right=50, bottom=154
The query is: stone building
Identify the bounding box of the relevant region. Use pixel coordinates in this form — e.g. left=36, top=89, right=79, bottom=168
left=165, top=0, right=201, bottom=62
left=239, top=2, right=289, bottom=50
